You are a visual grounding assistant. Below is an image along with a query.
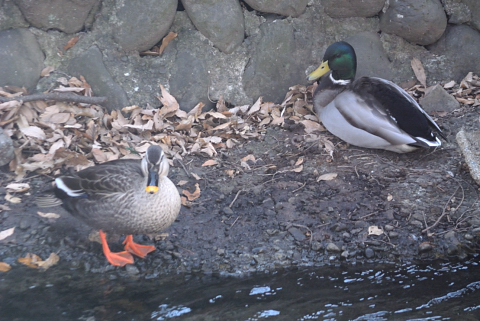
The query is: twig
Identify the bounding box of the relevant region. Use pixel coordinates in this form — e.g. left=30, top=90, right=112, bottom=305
left=0, top=93, right=107, bottom=105
left=230, top=215, right=241, bottom=228
left=422, top=185, right=460, bottom=233
left=229, top=189, right=243, bottom=208
left=292, top=181, right=307, bottom=193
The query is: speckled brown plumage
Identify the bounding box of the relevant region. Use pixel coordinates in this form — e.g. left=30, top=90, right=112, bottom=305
left=55, top=145, right=181, bottom=235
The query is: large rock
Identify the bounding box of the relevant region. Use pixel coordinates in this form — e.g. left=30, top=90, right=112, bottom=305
left=345, top=32, right=394, bottom=80
left=182, top=0, right=244, bottom=54
left=68, top=46, right=129, bottom=111
left=12, top=0, right=100, bottom=34
left=441, top=0, right=471, bottom=24
left=243, top=20, right=307, bottom=103
left=0, top=28, right=44, bottom=91
left=380, top=0, right=447, bottom=45
left=323, top=0, right=385, bottom=18
left=456, top=124, right=480, bottom=186
left=462, top=0, right=480, bottom=32
left=420, top=84, right=460, bottom=113
left=244, top=0, right=308, bottom=17
left=0, top=0, right=29, bottom=31
left=428, top=24, right=480, bottom=82
left=170, top=50, right=214, bottom=112
left=113, top=0, right=178, bottom=52
left=0, top=127, right=14, bottom=167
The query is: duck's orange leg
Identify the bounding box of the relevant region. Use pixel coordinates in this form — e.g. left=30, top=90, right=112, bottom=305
left=123, top=235, right=156, bottom=258
left=99, top=230, right=134, bottom=266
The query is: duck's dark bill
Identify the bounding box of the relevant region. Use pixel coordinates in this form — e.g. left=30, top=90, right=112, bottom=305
left=146, top=170, right=159, bottom=194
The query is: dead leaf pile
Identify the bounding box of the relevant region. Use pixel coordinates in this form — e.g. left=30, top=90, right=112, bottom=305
left=17, top=252, right=59, bottom=271
left=0, top=78, right=324, bottom=180
left=1, top=71, right=479, bottom=182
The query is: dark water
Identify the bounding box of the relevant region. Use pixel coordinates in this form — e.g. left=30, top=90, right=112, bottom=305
left=1, top=257, right=480, bottom=321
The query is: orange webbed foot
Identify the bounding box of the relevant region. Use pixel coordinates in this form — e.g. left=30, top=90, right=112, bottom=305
left=123, top=235, right=156, bottom=258
left=99, top=230, right=134, bottom=267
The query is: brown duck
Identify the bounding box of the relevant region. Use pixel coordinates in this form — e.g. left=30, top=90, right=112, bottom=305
left=51, top=145, right=181, bottom=266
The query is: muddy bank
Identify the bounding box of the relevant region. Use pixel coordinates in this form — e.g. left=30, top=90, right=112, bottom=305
left=1, top=104, right=479, bottom=278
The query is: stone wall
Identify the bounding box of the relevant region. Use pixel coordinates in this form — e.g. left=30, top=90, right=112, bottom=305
left=0, top=0, right=479, bottom=112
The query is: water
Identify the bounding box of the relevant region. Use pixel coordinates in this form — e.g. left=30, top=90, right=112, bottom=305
left=1, top=257, right=480, bottom=320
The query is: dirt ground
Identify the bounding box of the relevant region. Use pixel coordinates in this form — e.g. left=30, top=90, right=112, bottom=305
left=1, top=101, right=479, bottom=277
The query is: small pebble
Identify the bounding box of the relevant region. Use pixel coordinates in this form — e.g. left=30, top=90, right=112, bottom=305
left=125, top=264, right=140, bottom=275
left=384, top=224, right=394, bottom=232
left=223, top=207, right=234, bottom=215
left=311, top=241, right=323, bottom=251
left=389, top=232, right=399, bottom=238
left=418, top=242, right=433, bottom=253
left=464, top=234, right=474, bottom=241
left=326, top=243, right=341, bottom=252
left=365, top=248, right=375, bottom=259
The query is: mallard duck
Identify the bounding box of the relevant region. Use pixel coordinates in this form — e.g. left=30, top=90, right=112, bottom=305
left=52, top=145, right=181, bottom=266
left=307, top=41, right=446, bottom=153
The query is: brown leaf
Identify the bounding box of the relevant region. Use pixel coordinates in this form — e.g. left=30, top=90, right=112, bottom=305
left=63, top=36, right=79, bottom=51
left=0, top=262, right=11, bottom=272
left=158, top=84, right=179, bottom=116
left=317, top=173, right=337, bottom=181
left=292, top=165, right=303, bottom=173
left=180, top=196, right=192, bottom=207
left=191, top=172, right=202, bottom=180
left=411, top=57, right=426, bottom=88
left=158, top=32, right=177, bottom=55
left=247, top=97, right=262, bottom=115
left=18, top=252, right=59, bottom=270
left=36, top=253, right=59, bottom=271
left=202, top=159, right=218, bottom=167
left=182, top=183, right=201, bottom=201
left=18, top=253, right=43, bottom=268
left=40, top=66, right=55, bottom=77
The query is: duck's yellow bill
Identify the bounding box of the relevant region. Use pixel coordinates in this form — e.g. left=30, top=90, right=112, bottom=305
left=307, top=60, right=330, bottom=81
left=146, top=186, right=159, bottom=194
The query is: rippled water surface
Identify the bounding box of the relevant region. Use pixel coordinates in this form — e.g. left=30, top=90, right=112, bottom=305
left=2, top=257, right=480, bottom=320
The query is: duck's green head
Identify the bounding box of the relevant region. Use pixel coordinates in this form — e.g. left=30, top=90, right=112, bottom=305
left=307, top=41, right=357, bottom=82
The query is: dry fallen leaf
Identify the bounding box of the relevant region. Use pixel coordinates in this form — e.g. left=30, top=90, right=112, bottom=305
left=6, top=183, right=30, bottom=193
left=368, top=226, right=384, bottom=236
left=292, top=165, right=303, bottom=173
left=191, top=172, right=202, bottom=180
left=0, top=262, right=11, bottom=272
left=225, top=169, right=235, bottom=178
left=64, top=36, right=79, bottom=51
left=317, top=173, right=338, bottom=182
left=37, top=211, right=61, bottom=219
left=37, top=253, right=60, bottom=271
left=182, top=183, right=201, bottom=201
left=5, top=193, right=21, bottom=204
left=18, top=253, right=43, bottom=268
left=411, top=57, right=426, bottom=88
left=387, top=194, right=393, bottom=202
left=177, top=180, right=188, bottom=186
left=40, top=66, right=55, bottom=77
left=0, top=227, right=15, bottom=241
left=18, top=252, right=59, bottom=271
left=202, top=159, right=218, bottom=167
left=181, top=196, right=192, bottom=207
left=159, top=32, right=177, bottom=55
